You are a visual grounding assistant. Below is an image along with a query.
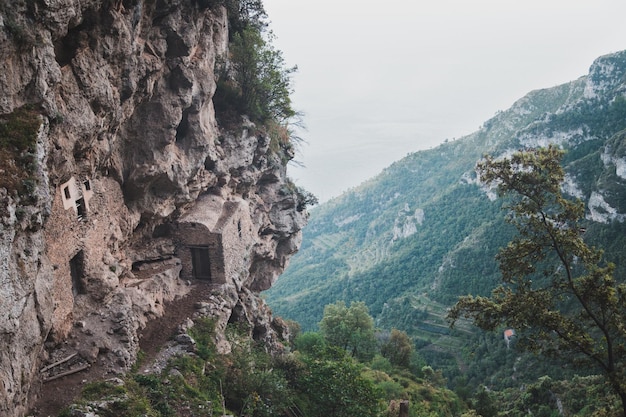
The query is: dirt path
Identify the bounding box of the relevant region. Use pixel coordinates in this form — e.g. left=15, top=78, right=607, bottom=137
left=30, top=282, right=213, bottom=417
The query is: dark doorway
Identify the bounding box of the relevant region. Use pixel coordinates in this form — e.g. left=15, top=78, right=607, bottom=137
left=190, top=246, right=211, bottom=280
left=76, top=198, right=87, bottom=219
left=70, top=250, right=86, bottom=297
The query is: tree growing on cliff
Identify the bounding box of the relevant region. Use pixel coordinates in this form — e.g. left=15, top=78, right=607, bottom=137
left=228, top=27, right=296, bottom=124
left=448, top=146, right=626, bottom=416
left=214, top=0, right=297, bottom=129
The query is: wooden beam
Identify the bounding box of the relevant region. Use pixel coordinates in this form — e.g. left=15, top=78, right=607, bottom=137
left=43, top=364, right=90, bottom=383
left=40, top=353, right=78, bottom=374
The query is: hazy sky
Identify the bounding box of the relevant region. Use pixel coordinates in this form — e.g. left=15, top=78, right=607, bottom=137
left=262, top=0, right=626, bottom=203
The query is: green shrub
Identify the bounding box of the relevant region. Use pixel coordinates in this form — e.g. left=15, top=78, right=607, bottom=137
left=188, top=318, right=217, bottom=360
left=0, top=106, right=40, bottom=152
left=370, top=355, right=394, bottom=374
left=213, top=0, right=300, bottom=162
left=293, top=332, right=326, bottom=355
left=296, top=353, right=383, bottom=417
left=377, top=380, right=405, bottom=400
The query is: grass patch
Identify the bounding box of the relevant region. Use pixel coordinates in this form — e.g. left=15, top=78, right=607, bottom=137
left=0, top=105, right=41, bottom=153
left=0, top=106, right=42, bottom=200
left=81, top=381, right=127, bottom=401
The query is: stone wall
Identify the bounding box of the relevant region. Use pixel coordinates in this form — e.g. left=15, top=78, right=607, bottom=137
left=44, top=176, right=135, bottom=341
left=175, top=194, right=259, bottom=288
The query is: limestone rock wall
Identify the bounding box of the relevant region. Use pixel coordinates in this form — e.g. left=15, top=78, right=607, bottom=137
left=0, top=1, right=307, bottom=415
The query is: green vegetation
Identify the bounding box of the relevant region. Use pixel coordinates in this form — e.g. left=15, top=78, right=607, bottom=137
left=295, top=348, right=382, bottom=417
left=63, top=303, right=623, bottom=416
left=64, top=314, right=466, bottom=417
left=312, top=302, right=465, bottom=417
left=319, top=301, right=377, bottom=361
left=264, top=50, right=626, bottom=413
left=59, top=380, right=156, bottom=417
left=212, top=0, right=299, bottom=162
left=480, top=375, right=621, bottom=417
left=449, top=146, right=626, bottom=415
left=209, top=0, right=315, bottom=206
left=0, top=105, right=41, bottom=202
left=228, top=27, right=297, bottom=124
left=381, top=329, right=414, bottom=368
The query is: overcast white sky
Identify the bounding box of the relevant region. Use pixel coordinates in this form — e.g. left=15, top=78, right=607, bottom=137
left=262, top=0, right=626, bottom=203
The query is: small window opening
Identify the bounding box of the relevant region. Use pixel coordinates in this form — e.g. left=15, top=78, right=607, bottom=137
left=237, top=220, right=242, bottom=237
left=70, top=250, right=86, bottom=297
left=63, top=186, right=71, bottom=199
left=152, top=223, right=171, bottom=238
left=76, top=198, right=87, bottom=220
left=83, top=180, right=91, bottom=191
left=189, top=245, right=211, bottom=280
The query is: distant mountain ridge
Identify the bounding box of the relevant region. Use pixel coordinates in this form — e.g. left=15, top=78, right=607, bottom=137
left=265, top=49, right=626, bottom=348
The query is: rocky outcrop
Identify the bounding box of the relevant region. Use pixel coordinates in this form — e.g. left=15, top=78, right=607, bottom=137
left=0, top=1, right=307, bottom=415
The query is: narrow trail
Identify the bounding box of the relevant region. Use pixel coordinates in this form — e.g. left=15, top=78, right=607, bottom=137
left=30, top=282, right=214, bottom=417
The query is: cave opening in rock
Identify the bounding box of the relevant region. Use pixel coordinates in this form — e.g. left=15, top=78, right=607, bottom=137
left=54, top=24, right=85, bottom=67
left=175, top=107, right=191, bottom=143
left=228, top=303, right=245, bottom=325
left=189, top=245, right=211, bottom=280
left=252, top=325, right=267, bottom=341
left=70, top=250, right=86, bottom=297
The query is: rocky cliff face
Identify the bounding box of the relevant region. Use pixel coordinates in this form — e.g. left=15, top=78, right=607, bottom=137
left=0, top=1, right=307, bottom=415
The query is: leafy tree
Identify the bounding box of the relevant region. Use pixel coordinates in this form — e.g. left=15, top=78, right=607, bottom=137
left=284, top=318, right=302, bottom=347
left=473, top=386, right=497, bottom=417
left=380, top=328, right=413, bottom=368
left=448, top=146, right=626, bottom=416
left=215, top=25, right=297, bottom=125
left=223, top=0, right=267, bottom=35
left=421, top=365, right=446, bottom=387
left=319, top=301, right=377, bottom=361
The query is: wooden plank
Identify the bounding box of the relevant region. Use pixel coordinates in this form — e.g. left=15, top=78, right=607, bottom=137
left=43, top=364, right=90, bottom=383
left=40, top=353, right=78, bottom=374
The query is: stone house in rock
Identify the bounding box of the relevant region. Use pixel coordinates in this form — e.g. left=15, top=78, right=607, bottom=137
left=59, top=176, right=94, bottom=220
left=173, top=194, right=255, bottom=287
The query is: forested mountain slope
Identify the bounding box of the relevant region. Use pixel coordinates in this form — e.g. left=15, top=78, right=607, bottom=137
left=264, top=50, right=626, bottom=381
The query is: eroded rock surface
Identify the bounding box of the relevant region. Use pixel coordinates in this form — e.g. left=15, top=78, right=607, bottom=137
left=0, top=2, right=307, bottom=415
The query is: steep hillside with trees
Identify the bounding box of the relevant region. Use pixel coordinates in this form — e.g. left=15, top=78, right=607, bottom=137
left=265, top=50, right=626, bottom=404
